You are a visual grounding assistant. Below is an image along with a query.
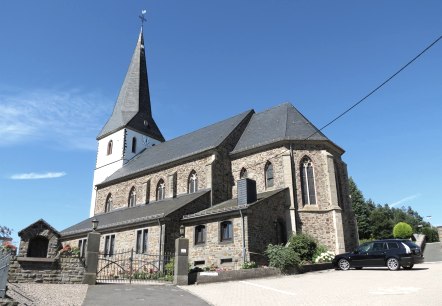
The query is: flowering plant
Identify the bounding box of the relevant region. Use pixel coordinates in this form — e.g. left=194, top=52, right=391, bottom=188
left=314, top=251, right=335, bottom=263
left=1, top=241, right=17, bottom=252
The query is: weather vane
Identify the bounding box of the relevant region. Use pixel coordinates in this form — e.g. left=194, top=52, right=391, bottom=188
left=139, top=10, right=147, bottom=28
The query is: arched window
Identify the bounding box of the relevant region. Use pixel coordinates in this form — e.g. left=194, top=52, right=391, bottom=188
left=240, top=168, right=248, bottom=179
left=188, top=170, right=198, bottom=194
left=156, top=179, right=165, bottom=201
left=300, top=157, right=317, bottom=205
left=194, top=225, right=206, bottom=245
left=265, top=161, right=274, bottom=188
left=107, top=140, right=113, bottom=155
left=105, top=194, right=113, bottom=212
left=128, top=187, right=136, bottom=207
left=131, top=137, right=137, bottom=153
left=220, top=221, right=233, bottom=242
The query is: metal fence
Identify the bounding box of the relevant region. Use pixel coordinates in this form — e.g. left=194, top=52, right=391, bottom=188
left=0, top=249, right=12, bottom=298
left=96, top=249, right=174, bottom=284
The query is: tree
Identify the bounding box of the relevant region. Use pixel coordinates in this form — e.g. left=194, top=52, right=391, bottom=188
left=349, top=178, right=374, bottom=239
left=421, top=227, right=440, bottom=242
left=370, top=205, right=394, bottom=239
left=393, top=222, right=413, bottom=239
left=0, top=226, right=12, bottom=238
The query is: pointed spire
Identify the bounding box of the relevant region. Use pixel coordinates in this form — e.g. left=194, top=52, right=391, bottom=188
left=97, top=29, right=164, bottom=142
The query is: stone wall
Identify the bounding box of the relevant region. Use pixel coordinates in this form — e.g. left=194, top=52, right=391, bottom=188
left=247, top=189, right=290, bottom=264
left=95, top=155, right=213, bottom=214
left=298, top=210, right=338, bottom=252
left=231, top=147, right=288, bottom=198
left=185, top=190, right=290, bottom=268
left=18, top=222, right=60, bottom=258
left=8, top=257, right=84, bottom=284
left=185, top=216, right=245, bottom=269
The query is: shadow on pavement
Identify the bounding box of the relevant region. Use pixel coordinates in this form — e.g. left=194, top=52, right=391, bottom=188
left=82, top=284, right=209, bottom=306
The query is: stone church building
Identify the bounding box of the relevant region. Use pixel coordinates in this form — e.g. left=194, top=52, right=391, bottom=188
left=57, top=29, right=358, bottom=268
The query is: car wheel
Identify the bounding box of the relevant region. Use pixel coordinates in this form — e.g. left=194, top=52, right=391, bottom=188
left=338, top=258, right=350, bottom=271
left=387, top=258, right=400, bottom=271
left=402, top=264, right=414, bottom=270
left=355, top=267, right=363, bottom=270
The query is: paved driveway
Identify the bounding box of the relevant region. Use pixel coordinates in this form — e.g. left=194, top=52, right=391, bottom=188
left=182, top=262, right=442, bottom=306
left=82, top=283, right=209, bottom=306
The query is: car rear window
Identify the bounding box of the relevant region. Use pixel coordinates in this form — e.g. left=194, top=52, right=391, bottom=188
left=403, top=240, right=419, bottom=249
left=387, top=242, right=399, bottom=249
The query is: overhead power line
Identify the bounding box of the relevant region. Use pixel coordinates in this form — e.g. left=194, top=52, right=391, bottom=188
left=306, top=35, right=442, bottom=140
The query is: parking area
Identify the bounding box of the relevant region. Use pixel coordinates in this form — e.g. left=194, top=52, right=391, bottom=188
left=182, top=262, right=442, bottom=306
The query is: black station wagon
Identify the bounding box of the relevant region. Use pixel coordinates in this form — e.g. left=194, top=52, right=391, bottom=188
left=333, top=239, right=424, bottom=271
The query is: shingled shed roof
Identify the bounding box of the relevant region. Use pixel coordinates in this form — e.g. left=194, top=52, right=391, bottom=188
left=18, top=219, right=60, bottom=237
left=61, top=190, right=210, bottom=238
left=182, top=189, right=285, bottom=221
left=99, top=109, right=253, bottom=185
left=231, top=102, right=340, bottom=155
left=97, top=29, right=164, bottom=142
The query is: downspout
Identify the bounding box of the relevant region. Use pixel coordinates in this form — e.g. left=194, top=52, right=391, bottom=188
left=289, top=143, right=299, bottom=233
left=157, top=218, right=162, bottom=271
left=239, top=208, right=246, bottom=264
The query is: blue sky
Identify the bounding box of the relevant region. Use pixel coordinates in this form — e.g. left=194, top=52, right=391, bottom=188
left=1, top=1, right=441, bottom=244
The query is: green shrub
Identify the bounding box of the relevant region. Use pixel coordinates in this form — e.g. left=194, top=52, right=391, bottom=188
left=287, top=234, right=317, bottom=262
left=421, top=227, right=440, bottom=242
left=313, top=244, right=328, bottom=260
left=265, top=244, right=300, bottom=272
left=165, top=258, right=174, bottom=276
left=393, top=222, right=413, bottom=239
left=241, top=261, right=258, bottom=269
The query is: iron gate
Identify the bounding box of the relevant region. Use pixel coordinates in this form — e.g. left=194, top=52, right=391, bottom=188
left=96, top=249, right=174, bottom=283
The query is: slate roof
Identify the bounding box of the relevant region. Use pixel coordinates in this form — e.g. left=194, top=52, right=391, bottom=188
left=99, top=109, right=253, bottom=185
left=231, top=102, right=335, bottom=155
left=61, top=190, right=210, bottom=238
left=97, top=29, right=164, bottom=142
left=18, top=219, right=60, bottom=237
left=182, top=189, right=286, bottom=220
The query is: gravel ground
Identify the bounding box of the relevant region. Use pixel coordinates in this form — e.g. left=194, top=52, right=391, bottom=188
left=7, top=283, right=88, bottom=306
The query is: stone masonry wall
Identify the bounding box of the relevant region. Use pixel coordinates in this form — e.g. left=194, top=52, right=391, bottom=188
left=186, top=216, right=245, bottom=269
left=247, top=189, right=290, bottom=264
left=8, top=257, right=84, bottom=284
left=298, top=210, right=337, bottom=251
left=18, top=223, right=60, bottom=258
left=438, top=226, right=442, bottom=242
left=231, top=147, right=288, bottom=198
left=95, top=155, right=213, bottom=214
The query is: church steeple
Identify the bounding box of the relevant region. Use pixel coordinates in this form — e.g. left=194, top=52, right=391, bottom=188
left=97, top=28, right=165, bottom=142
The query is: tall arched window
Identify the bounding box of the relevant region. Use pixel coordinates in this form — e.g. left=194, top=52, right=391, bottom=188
left=128, top=187, right=136, bottom=207
left=105, top=194, right=113, bottom=212
left=240, top=168, right=248, bottom=179
left=131, top=137, right=137, bottom=153
left=156, top=179, right=165, bottom=201
left=188, top=170, right=198, bottom=194
left=107, top=140, right=113, bottom=155
left=300, top=157, right=317, bottom=205
left=265, top=161, right=274, bottom=188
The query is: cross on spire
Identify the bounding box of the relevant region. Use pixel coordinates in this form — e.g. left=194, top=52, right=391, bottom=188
left=139, top=10, right=147, bottom=28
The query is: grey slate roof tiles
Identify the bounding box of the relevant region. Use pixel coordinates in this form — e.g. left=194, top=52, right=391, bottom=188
left=100, top=109, right=253, bottom=185
left=61, top=190, right=210, bottom=237
left=182, top=189, right=285, bottom=220
left=231, top=102, right=330, bottom=154
left=97, top=29, right=164, bottom=142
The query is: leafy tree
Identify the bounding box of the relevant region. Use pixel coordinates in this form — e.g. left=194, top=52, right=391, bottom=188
left=393, top=222, right=413, bottom=239
left=421, top=227, right=440, bottom=242
left=370, top=205, right=394, bottom=239
left=0, top=226, right=12, bottom=238
left=349, top=178, right=373, bottom=239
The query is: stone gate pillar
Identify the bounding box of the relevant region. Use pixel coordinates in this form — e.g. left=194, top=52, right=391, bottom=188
left=173, top=237, right=189, bottom=285
left=82, top=231, right=100, bottom=285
